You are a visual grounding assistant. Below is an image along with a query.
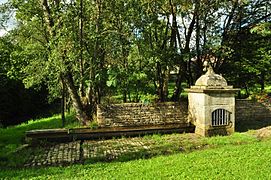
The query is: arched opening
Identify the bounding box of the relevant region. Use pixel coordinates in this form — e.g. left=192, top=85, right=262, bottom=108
left=212, top=109, right=231, bottom=126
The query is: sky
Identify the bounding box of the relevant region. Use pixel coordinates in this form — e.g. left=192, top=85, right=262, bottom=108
left=0, top=0, right=8, bottom=36
left=0, top=0, right=15, bottom=36
left=0, top=0, right=7, bottom=4
left=0, top=30, right=6, bottom=37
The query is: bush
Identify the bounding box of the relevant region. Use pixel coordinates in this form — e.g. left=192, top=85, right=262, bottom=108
left=249, top=91, right=271, bottom=105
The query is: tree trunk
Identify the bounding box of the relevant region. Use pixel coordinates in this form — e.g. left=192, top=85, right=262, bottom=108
left=222, top=0, right=238, bottom=43
left=61, top=77, right=66, bottom=127
left=195, top=6, right=202, bottom=81
left=62, top=73, right=88, bottom=125
left=42, top=0, right=55, bottom=37
left=171, top=64, right=183, bottom=101
left=163, top=66, right=170, bottom=100
left=157, top=62, right=165, bottom=102
left=171, top=9, right=196, bottom=101
left=87, top=0, right=102, bottom=112
left=42, top=0, right=89, bottom=125
left=260, top=71, right=265, bottom=91
left=79, top=0, right=85, bottom=98
left=123, top=88, right=127, bottom=103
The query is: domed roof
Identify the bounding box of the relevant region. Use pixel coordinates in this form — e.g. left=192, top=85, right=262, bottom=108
left=195, top=66, right=228, bottom=88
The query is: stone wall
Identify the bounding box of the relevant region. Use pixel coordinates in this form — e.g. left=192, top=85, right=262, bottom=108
left=97, top=100, right=271, bottom=130
left=235, top=100, right=271, bottom=121
left=235, top=100, right=271, bottom=131
left=97, top=102, right=188, bottom=127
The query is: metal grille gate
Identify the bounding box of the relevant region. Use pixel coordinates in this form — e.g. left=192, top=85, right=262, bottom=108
left=211, top=109, right=230, bottom=126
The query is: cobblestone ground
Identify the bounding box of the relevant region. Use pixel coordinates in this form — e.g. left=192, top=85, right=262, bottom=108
left=83, top=138, right=154, bottom=161
left=23, top=137, right=156, bottom=167
left=24, top=141, right=81, bottom=167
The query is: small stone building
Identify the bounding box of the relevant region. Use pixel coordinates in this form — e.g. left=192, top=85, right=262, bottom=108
left=187, top=65, right=239, bottom=136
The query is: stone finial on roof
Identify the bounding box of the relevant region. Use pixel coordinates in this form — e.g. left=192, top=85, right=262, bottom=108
left=206, top=65, right=215, bottom=75
left=195, top=62, right=228, bottom=88
left=203, top=61, right=214, bottom=75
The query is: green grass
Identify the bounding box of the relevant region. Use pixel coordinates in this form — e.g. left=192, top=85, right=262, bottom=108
left=203, top=132, right=258, bottom=146
left=80, top=132, right=260, bottom=164
left=1, top=139, right=271, bottom=179
left=0, top=114, right=78, bottom=166
left=1, top=114, right=271, bottom=179
left=0, top=113, right=77, bottom=147
left=266, top=85, right=271, bottom=93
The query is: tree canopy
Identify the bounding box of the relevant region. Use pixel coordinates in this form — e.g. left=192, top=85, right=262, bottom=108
left=0, top=0, right=270, bottom=125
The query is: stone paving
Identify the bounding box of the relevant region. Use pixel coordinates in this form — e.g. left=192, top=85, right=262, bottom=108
left=83, top=138, right=153, bottom=161
left=24, top=141, right=81, bottom=167
left=23, top=137, right=155, bottom=167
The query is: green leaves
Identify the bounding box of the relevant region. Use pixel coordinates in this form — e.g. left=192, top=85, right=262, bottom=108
left=0, top=0, right=270, bottom=105
left=251, top=22, right=271, bottom=36
left=106, top=77, right=117, bottom=88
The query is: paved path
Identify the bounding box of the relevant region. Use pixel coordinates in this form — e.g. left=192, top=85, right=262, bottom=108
left=24, top=137, right=155, bottom=167
left=24, top=141, right=81, bottom=167
left=22, top=133, right=201, bottom=167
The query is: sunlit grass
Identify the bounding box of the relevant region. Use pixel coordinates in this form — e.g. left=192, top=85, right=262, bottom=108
left=0, top=114, right=77, bottom=157
left=265, top=85, right=271, bottom=93
left=1, top=139, right=271, bottom=179
left=1, top=113, right=271, bottom=179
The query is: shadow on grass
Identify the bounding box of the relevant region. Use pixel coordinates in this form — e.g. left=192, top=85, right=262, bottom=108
left=0, top=114, right=77, bottom=145
left=236, top=119, right=271, bottom=132
left=0, top=131, right=260, bottom=170
left=81, top=147, right=189, bottom=167
left=0, top=114, right=78, bottom=168
left=83, top=132, right=256, bottom=165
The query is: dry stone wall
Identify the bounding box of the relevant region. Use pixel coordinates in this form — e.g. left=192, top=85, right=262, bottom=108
left=235, top=100, right=271, bottom=122
left=96, top=100, right=271, bottom=128
left=97, top=102, right=188, bottom=127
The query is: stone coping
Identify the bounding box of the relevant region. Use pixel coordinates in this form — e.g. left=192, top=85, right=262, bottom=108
left=25, top=124, right=194, bottom=141
left=97, top=101, right=182, bottom=107
left=185, top=88, right=240, bottom=93
left=26, top=128, right=68, bottom=134
left=190, top=85, right=233, bottom=89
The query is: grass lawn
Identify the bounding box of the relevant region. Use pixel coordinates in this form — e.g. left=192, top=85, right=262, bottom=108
left=1, top=114, right=271, bottom=179
left=0, top=114, right=79, bottom=166
left=1, top=139, right=271, bottom=179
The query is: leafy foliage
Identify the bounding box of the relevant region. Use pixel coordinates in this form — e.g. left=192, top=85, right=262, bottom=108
left=0, top=0, right=270, bottom=124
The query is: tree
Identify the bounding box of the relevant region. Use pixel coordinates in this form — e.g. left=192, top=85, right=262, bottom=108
left=1, top=0, right=270, bottom=126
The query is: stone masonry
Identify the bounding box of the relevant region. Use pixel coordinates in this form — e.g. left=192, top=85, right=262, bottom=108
left=96, top=100, right=271, bottom=130
left=97, top=102, right=189, bottom=127
left=236, top=100, right=271, bottom=122
left=186, top=65, right=239, bottom=136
